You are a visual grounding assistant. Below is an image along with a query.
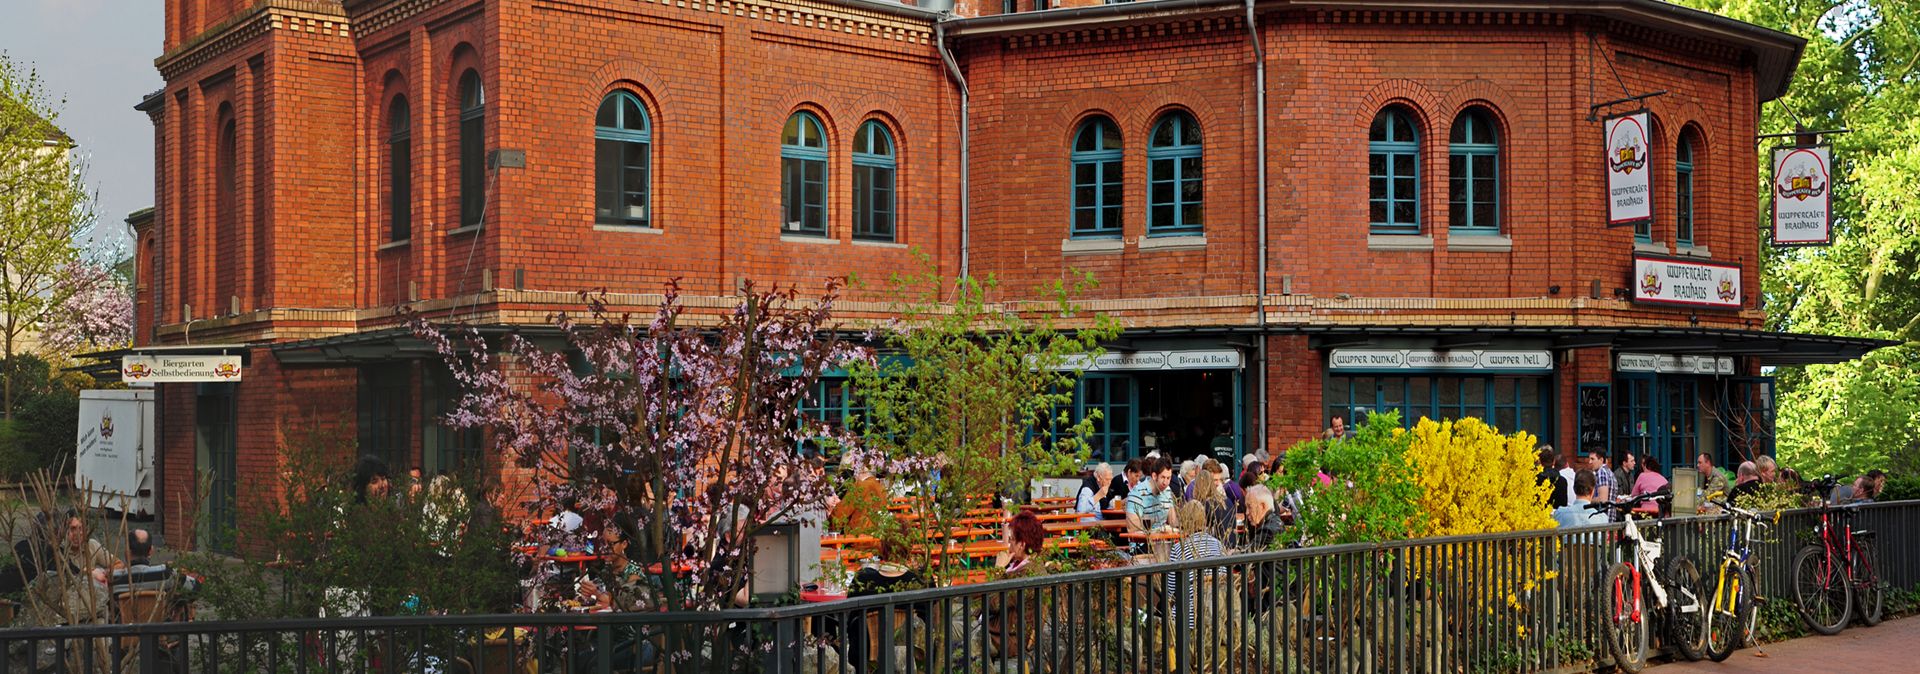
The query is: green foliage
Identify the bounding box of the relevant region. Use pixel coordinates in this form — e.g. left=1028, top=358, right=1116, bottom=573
left=1881, top=475, right=1920, bottom=501
left=1269, top=410, right=1423, bottom=546
left=0, top=354, right=87, bottom=478
left=0, top=54, right=96, bottom=419
left=1674, top=1, right=1920, bottom=477
left=844, top=256, right=1121, bottom=577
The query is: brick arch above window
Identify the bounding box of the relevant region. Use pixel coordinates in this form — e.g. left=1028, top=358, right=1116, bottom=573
left=1353, top=78, right=1440, bottom=132
left=1044, top=87, right=1138, bottom=140
left=1438, top=79, right=1523, bottom=138
left=583, top=58, right=672, bottom=121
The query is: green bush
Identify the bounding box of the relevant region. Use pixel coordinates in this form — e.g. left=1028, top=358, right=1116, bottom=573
left=1881, top=476, right=1920, bottom=502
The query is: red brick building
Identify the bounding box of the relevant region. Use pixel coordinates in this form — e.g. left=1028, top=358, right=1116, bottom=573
left=125, top=0, right=1884, bottom=550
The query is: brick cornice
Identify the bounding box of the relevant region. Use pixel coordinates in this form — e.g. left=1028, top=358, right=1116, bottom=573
left=156, top=1, right=353, bottom=80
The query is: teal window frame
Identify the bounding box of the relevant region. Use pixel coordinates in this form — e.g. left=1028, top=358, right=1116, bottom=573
left=1324, top=374, right=1549, bottom=441
left=1369, top=108, right=1421, bottom=235
left=595, top=91, right=653, bottom=228
left=458, top=71, right=486, bottom=228
left=1147, top=111, right=1204, bottom=236
left=799, top=377, right=869, bottom=457
left=388, top=96, right=411, bottom=242
left=1045, top=374, right=1137, bottom=462
left=1675, top=134, right=1695, bottom=247
left=1447, top=109, right=1499, bottom=235
left=852, top=121, right=896, bottom=242
left=781, top=112, right=829, bottom=237
left=1070, top=116, right=1123, bottom=239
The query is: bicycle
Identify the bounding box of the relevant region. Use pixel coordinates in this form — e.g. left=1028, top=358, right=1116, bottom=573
left=1790, top=477, right=1884, bottom=635
left=1699, top=493, right=1767, bottom=662
left=1587, top=492, right=1706, bottom=672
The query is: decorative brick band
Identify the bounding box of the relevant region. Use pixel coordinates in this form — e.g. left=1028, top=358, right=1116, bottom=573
left=159, top=1, right=353, bottom=79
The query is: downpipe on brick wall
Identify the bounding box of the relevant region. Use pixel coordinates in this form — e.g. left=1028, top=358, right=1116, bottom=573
left=1244, top=0, right=1270, bottom=455
left=935, top=18, right=971, bottom=280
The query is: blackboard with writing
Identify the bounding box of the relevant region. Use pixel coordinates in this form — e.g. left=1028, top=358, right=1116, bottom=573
left=1577, top=384, right=1611, bottom=456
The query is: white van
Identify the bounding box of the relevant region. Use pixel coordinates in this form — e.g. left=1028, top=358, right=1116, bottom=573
left=74, top=389, right=155, bottom=518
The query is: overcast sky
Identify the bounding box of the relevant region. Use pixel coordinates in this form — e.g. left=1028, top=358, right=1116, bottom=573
left=1, top=0, right=164, bottom=259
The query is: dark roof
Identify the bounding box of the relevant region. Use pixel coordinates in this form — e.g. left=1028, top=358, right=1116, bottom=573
left=945, top=0, right=1806, bottom=102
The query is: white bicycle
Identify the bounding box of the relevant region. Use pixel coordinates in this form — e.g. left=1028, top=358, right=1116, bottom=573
left=1588, top=492, right=1706, bottom=672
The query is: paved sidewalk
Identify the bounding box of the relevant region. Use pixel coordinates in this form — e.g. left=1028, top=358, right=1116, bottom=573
left=1654, top=616, right=1917, bottom=673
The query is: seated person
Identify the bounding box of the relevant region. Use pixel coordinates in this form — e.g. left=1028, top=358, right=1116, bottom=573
left=109, top=530, right=200, bottom=604
left=29, top=512, right=123, bottom=626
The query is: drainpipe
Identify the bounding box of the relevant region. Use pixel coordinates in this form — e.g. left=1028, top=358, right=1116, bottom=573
left=935, top=18, right=971, bottom=279
left=1243, top=0, right=1270, bottom=456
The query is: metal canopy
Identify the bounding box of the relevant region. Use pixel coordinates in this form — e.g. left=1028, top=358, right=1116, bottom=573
left=1296, top=325, right=1894, bottom=366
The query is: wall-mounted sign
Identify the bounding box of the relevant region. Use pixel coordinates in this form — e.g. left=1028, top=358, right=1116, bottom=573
left=1328, top=349, right=1554, bottom=373
left=1057, top=349, right=1242, bottom=372
left=1605, top=111, right=1654, bottom=229
left=1632, top=255, right=1742, bottom=310
left=121, top=355, right=244, bottom=383
left=1772, top=145, right=1833, bottom=247
left=1616, top=353, right=1735, bottom=375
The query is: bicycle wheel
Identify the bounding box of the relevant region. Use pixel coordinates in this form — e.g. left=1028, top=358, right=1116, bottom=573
left=1852, top=537, right=1885, bottom=627
left=1791, top=544, right=1850, bottom=635
left=1598, top=562, right=1650, bottom=673
left=1663, top=554, right=1706, bottom=662
left=1702, top=562, right=1753, bottom=662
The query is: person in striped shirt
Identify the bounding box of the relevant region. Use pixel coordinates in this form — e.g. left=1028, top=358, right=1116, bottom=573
left=1164, top=501, right=1226, bottom=628
left=1125, top=457, right=1175, bottom=534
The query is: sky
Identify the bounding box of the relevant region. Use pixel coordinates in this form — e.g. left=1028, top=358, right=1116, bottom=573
left=1, top=0, right=165, bottom=260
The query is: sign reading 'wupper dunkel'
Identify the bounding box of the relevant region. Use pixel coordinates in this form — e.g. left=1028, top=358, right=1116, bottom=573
left=1631, top=256, right=1742, bottom=310
left=1605, top=111, right=1653, bottom=229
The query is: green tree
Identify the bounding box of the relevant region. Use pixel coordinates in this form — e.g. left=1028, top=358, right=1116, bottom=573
left=0, top=54, right=95, bottom=419
left=1680, top=1, right=1920, bottom=476
left=843, top=260, right=1120, bottom=579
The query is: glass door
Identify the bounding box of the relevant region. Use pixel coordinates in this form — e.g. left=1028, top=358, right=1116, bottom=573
left=1613, top=374, right=1658, bottom=470
left=1663, top=378, right=1699, bottom=475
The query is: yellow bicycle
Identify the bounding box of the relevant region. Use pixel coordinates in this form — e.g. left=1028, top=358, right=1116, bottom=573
left=1699, top=493, right=1766, bottom=662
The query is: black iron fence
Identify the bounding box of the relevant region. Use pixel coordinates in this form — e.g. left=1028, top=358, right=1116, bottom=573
left=5, top=500, right=1917, bottom=674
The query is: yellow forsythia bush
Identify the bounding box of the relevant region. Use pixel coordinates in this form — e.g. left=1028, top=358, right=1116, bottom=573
left=1407, top=416, right=1557, bottom=537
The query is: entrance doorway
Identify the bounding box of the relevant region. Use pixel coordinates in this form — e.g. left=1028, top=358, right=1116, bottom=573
left=1136, top=369, right=1240, bottom=464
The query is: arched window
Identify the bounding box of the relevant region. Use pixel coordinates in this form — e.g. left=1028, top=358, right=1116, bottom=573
left=1369, top=107, right=1420, bottom=235
left=851, top=120, right=896, bottom=242
left=1676, top=131, right=1696, bottom=247
left=458, top=70, right=485, bottom=228
left=595, top=91, right=652, bottom=228
left=388, top=96, right=411, bottom=242
left=781, top=112, right=828, bottom=236
left=1448, top=109, right=1498, bottom=234
left=1147, top=111, right=1203, bottom=235
left=1070, top=116, right=1122, bottom=238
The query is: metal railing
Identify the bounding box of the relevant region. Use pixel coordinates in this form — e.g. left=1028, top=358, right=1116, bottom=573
left=4, top=500, right=1916, bottom=674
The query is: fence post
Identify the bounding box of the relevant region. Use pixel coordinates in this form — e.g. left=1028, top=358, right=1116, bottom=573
left=138, top=632, right=160, bottom=674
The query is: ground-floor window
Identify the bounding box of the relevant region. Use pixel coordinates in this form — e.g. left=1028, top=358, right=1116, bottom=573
left=358, top=366, right=412, bottom=471
left=1048, top=369, right=1241, bottom=464
left=423, top=365, right=482, bottom=477
left=1614, top=374, right=1773, bottom=476
left=1323, top=375, right=1550, bottom=442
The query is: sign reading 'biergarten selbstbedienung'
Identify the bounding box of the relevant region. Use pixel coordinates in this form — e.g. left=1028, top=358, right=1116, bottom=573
left=1772, top=145, right=1833, bottom=247
left=1605, top=111, right=1653, bottom=229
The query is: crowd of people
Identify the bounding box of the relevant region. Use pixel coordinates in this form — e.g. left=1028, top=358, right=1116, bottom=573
left=1539, top=446, right=1894, bottom=529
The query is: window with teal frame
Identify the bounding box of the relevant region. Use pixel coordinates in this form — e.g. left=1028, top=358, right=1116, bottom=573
left=1369, top=107, right=1420, bottom=235
left=781, top=112, right=828, bottom=237
left=852, top=121, right=896, bottom=242
left=1070, top=116, right=1123, bottom=238
left=1147, top=111, right=1203, bottom=236
left=799, top=378, right=867, bottom=456
left=1324, top=375, right=1547, bottom=441
left=595, top=91, right=652, bottom=227
left=388, top=96, right=411, bottom=242
left=458, top=70, right=485, bottom=228
left=1676, top=132, right=1695, bottom=247
left=1448, top=109, right=1498, bottom=234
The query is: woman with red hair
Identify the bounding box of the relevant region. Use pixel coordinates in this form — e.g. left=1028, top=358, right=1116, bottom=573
left=989, top=510, right=1048, bottom=660
left=999, top=510, right=1047, bottom=578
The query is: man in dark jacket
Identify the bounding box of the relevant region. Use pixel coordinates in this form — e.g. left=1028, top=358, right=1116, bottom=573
left=1241, top=485, right=1288, bottom=551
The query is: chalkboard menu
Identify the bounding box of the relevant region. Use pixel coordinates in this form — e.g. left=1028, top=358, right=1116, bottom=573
left=1577, top=384, right=1611, bottom=456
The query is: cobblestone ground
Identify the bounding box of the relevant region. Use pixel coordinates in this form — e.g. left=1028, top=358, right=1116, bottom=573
left=1654, top=616, right=1917, bottom=673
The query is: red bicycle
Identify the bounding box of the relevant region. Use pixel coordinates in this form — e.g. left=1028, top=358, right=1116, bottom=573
left=1790, top=477, right=1884, bottom=635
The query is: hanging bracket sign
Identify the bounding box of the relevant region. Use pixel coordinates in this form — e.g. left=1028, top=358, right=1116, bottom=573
left=1771, top=145, right=1832, bottom=247
left=1631, top=255, right=1742, bottom=310
left=121, top=355, right=244, bottom=383
left=1604, top=110, right=1654, bottom=229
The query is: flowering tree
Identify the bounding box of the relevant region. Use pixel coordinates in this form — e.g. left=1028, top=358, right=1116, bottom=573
left=411, top=280, right=874, bottom=614
left=37, top=260, right=132, bottom=357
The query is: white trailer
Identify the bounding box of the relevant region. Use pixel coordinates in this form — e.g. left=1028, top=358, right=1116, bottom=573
left=74, top=389, right=155, bottom=518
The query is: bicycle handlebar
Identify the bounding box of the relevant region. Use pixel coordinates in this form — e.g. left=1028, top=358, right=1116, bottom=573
left=1586, top=491, right=1669, bottom=513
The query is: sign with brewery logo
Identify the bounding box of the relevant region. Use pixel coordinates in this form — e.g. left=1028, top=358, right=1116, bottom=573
left=1631, top=255, right=1742, bottom=310
left=121, top=354, right=244, bottom=383
left=1328, top=349, right=1553, bottom=373
left=1604, top=111, right=1654, bottom=229
left=1771, top=145, right=1832, bottom=247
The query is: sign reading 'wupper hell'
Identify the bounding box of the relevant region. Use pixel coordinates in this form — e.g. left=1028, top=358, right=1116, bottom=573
left=1631, top=256, right=1742, bottom=310
left=1605, top=111, right=1654, bottom=229
left=121, top=355, right=244, bottom=383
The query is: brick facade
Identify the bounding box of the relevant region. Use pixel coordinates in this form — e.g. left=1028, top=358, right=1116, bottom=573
left=135, top=0, right=1805, bottom=550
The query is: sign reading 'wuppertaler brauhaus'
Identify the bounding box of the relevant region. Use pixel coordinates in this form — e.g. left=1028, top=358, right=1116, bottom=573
left=1605, top=111, right=1654, bottom=228
left=1772, top=145, right=1833, bottom=246
left=1631, top=256, right=1742, bottom=310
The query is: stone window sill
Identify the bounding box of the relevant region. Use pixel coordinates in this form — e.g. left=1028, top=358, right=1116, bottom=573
left=1140, top=235, right=1206, bottom=251
left=446, top=224, right=483, bottom=236
left=594, top=224, right=663, bottom=234
left=1061, top=238, right=1124, bottom=255
left=781, top=234, right=839, bottom=245
left=1368, top=234, right=1433, bottom=251
left=1633, top=241, right=1672, bottom=255
left=852, top=239, right=908, bottom=249
left=1674, top=245, right=1713, bottom=259
left=377, top=239, right=411, bottom=251
left=1447, top=234, right=1512, bottom=252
